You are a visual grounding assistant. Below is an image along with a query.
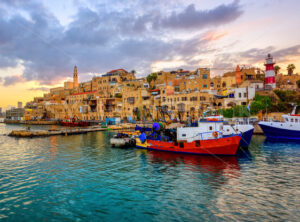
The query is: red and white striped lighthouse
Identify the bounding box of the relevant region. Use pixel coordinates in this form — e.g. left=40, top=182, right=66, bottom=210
left=264, top=53, right=276, bottom=89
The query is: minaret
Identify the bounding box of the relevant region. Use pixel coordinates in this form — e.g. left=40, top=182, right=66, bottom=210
left=264, top=54, right=276, bottom=89
left=236, top=65, right=241, bottom=85
left=73, top=65, right=78, bottom=88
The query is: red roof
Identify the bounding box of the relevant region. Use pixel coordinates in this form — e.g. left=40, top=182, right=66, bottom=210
left=151, top=89, right=160, bottom=92
left=107, top=69, right=127, bottom=74
left=71, top=91, right=98, bottom=96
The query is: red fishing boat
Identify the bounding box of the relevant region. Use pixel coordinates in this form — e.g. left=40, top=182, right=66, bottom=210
left=61, top=116, right=89, bottom=127
left=138, top=120, right=241, bottom=155
left=147, top=136, right=240, bottom=155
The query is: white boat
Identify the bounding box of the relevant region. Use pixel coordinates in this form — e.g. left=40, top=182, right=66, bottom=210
left=110, top=133, right=136, bottom=147
left=259, top=107, right=300, bottom=141
left=202, top=116, right=254, bottom=147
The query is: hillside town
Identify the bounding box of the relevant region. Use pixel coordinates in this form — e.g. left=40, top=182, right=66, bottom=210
left=4, top=54, right=300, bottom=123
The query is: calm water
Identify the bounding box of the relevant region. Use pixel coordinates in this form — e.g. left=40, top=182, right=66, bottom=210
left=0, top=124, right=299, bottom=221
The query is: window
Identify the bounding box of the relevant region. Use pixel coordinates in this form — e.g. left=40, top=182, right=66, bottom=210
left=163, top=97, right=166, bottom=102
left=203, top=74, right=208, bottom=79
left=182, top=134, right=186, bottom=137
left=291, top=118, right=294, bottom=122
left=295, top=119, right=298, bottom=123
left=209, top=126, right=213, bottom=130
left=239, top=93, right=242, bottom=98
left=244, top=93, right=247, bottom=98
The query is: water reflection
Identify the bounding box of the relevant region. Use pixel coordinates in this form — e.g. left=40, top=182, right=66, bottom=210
left=146, top=150, right=241, bottom=179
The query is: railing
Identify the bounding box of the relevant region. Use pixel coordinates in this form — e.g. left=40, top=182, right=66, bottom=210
left=181, top=130, right=224, bottom=141
left=261, top=117, right=284, bottom=122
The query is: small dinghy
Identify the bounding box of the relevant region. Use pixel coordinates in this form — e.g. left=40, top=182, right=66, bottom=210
left=110, top=133, right=136, bottom=148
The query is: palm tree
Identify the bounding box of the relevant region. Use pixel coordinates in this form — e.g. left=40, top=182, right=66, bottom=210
left=131, top=70, right=136, bottom=75
left=146, top=74, right=152, bottom=85
left=287, top=64, right=296, bottom=75
left=152, top=73, right=158, bottom=86
left=274, top=65, right=281, bottom=75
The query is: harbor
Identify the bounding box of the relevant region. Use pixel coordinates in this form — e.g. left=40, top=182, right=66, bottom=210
left=0, top=123, right=299, bottom=221
left=1, top=0, right=300, bottom=220
left=7, top=123, right=138, bottom=138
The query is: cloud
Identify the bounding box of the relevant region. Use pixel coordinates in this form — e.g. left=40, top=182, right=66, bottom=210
left=210, top=44, right=300, bottom=76
left=2, top=75, right=24, bottom=86
left=203, top=31, right=228, bottom=41
left=273, top=45, right=300, bottom=61
left=0, top=0, right=245, bottom=85
left=156, top=1, right=243, bottom=30
left=28, top=87, right=50, bottom=92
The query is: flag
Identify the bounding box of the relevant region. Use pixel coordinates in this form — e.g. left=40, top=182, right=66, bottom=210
left=247, top=104, right=250, bottom=113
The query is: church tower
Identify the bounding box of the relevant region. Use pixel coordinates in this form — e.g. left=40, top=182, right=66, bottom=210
left=236, top=65, right=241, bottom=85
left=73, top=65, right=78, bottom=88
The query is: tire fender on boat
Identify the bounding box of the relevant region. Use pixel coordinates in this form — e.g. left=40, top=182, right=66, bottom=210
left=212, top=131, right=218, bottom=138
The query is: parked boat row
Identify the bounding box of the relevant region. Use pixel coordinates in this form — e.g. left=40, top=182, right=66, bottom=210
left=111, top=106, right=300, bottom=155
left=111, top=115, right=255, bottom=155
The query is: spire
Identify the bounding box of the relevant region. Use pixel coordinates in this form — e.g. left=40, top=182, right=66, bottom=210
left=73, top=65, right=78, bottom=88
left=236, top=65, right=241, bottom=85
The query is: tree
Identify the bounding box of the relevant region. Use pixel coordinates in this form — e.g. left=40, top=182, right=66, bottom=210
left=131, top=70, right=136, bottom=75
left=152, top=73, right=158, bottom=85
left=297, top=80, right=300, bottom=89
left=287, top=64, right=296, bottom=75
left=146, top=74, right=152, bottom=84
left=274, top=65, right=281, bottom=75
left=250, top=94, right=272, bottom=115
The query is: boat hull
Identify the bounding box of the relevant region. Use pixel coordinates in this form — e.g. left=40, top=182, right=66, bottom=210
left=140, top=135, right=241, bottom=155
left=239, top=128, right=254, bottom=147
left=110, top=138, right=136, bottom=147
left=61, top=121, right=89, bottom=127
left=259, top=123, right=300, bottom=141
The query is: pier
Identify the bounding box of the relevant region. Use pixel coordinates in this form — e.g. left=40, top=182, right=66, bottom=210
left=8, top=123, right=138, bottom=138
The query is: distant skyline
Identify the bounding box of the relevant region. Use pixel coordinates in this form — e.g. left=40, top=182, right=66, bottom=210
left=0, top=0, right=300, bottom=108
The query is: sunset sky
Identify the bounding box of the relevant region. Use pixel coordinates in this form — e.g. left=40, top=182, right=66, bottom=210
left=0, top=0, right=300, bottom=109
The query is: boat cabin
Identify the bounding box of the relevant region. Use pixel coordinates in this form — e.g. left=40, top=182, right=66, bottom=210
left=177, top=121, right=224, bottom=142
left=283, top=114, right=300, bottom=124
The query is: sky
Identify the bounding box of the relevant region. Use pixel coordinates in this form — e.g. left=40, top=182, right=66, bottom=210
left=0, top=0, right=300, bottom=109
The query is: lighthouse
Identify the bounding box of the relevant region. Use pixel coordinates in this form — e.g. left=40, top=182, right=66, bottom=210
left=264, top=54, right=276, bottom=89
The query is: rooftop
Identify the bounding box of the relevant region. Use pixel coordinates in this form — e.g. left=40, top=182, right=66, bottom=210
left=71, top=91, right=98, bottom=96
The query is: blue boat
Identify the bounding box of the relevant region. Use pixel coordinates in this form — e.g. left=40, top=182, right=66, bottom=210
left=259, top=113, right=300, bottom=141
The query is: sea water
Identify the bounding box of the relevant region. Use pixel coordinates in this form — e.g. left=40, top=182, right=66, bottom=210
left=0, top=124, right=299, bottom=221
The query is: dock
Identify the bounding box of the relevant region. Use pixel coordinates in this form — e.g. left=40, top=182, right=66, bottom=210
left=8, top=126, right=108, bottom=138
left=8, top=123, right=138, bottom=138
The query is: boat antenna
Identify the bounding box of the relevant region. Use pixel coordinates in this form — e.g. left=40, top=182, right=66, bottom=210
left=291, top=103, right=296, bottom=115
